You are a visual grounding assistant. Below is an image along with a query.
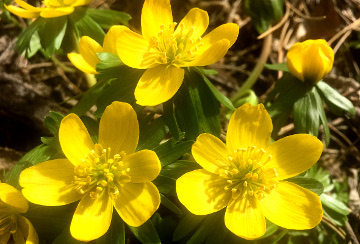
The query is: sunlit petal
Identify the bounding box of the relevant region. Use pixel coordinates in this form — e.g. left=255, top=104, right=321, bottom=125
left=17, top=216, right=39, bottom=244
left=135, top=64, right=184, bottom=106
left=15, top=0, right=39, bottom=10
left=4, top=5, right=40, bottom=18
left=261, top=181, right=323, bottom=229
left=0, top=183, right=28, bottom=213
left=40, top=7, right=74, bottom=18
left=79, top=36, right=102, bottom=69
left=67, top=53, right=98, bottom=74
left=176, top=169, right=231, bottom=215
left=72, top=0, right=93, bottom=7
left=103, top=25, right=129, bottom=54
left=113, top=182, right=160, bottom=227
left=200, top=23, right=239, bottom=51
left=174, top=8, right=209, bottom=40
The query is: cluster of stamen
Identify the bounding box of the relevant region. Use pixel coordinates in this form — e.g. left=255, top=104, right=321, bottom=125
left=219, top=146, right=279, bottom=201
left=148, top=22, right=204, bottom=67
left=72, top=144, right=130, bottom=199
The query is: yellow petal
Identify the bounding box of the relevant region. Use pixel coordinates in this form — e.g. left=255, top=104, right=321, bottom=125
left=67, top=53, right=98, bottom=74
left=174, top=8, right=209, bottom=41
left=19, top=159, right=82, bottom=206
left=98, top=102, right=139, bottom=156
left=226, top=103, right=272, bottom=152
left=141, top=0, right=173, bottom=39
left=185, top=39, right=230, bottom=67
left=17, top=216, right=39, bottom=244
left=113, top=182, right=160, bottom=227
left=71, top=191, right=113, bottom=241
left=59, top=113, right=94, bottom=166
left=225, top=197, right=266, bottom=240
left=71, top=0, right=92, bottom=7
left=116, top=29, right=155, bottom=69
left=266, top=134, right=323, bottom=180
left=261, top=181, right=323, bottom=229
left=78, top=36, right=102, bottom=70
left=14, top=0, right=39, bottom=10
left=176, top=169, right=231, bottom=215
left=103, top=25, right=129, bottom=54
left=135, top=65, right=184, bottom=106
left=200, top=23, right=239, bottom=50
left=286, top=42, right=304, bottom=81
left=123, top=150, right=161, bottom=183
left=0, top=183, right=28, bottom=213
left=192, top=133, right=231, bottom=174
left=40, top=7, right=75, bottom=18
left=4, top=5, right=40, bottom=18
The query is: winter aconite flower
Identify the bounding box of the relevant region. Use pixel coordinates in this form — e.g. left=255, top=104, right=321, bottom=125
left=287, top=39, right=334, bottom=84
left=4, top=0, right=92, bottom=18
left=176, top=103, right=323, bottom=239
left=117, top=0, right=239, bottom=106
left=19, top=102, right=161, bottom=241
left=68, top=25, right=128, bottom=74
left=0, top=182, right=38, bottom=243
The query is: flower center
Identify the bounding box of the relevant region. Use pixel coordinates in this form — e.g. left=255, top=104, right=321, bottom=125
left=219, top=146, right=279, bottom=201
left=72, top=144, right=131, bottom=199
left=0, top=203, right=17, bottom=235
left=148, top=22, right=203, bottom=67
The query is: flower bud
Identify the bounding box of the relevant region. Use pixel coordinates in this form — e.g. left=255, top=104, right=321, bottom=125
left=287, top=39, right=334, bottom=84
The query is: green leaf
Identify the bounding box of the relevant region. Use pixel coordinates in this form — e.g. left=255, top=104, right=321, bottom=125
left=128, top=219, right=161, bottom=244
left=38, top=16, right=67, bottom=57
left=160, top=194, right=182, bottom=215
left=264, top=62, right=289, bottom=72
left=137, top=116, right=168, bottom=151
left=316, top=81, right=355, bottom=116
left=80, top=116, right=99, bottom=144
left=160, top=160, right=201, bottom=179
left=315, top=88, right=330, bottom=145
left=151, top=214, right=178, bottom=243
left=16, top=18, right=46, bottom=56
left=258, top=219, right=279, bottom=240
left=96, top=213, right=125, bottom=244
left=86, top=8, right=131, bottom=29
left=174, top=70, right=221, bottom=140
left=199, top=68, right=218, bottom=75
left=52, top=225, right=84, bottom=244
left=195, top=67, right=236, bottom=111
left=153, top=139, right=194, bottom=167
left=320, top=194, right=349, bottom=216
left=286, top=176, right=324, bottom=195
left=26, top=31, right=41, bottom=58
left=163, top=100, right=182, bottom=141
left=44, top=111, right=64, bottom=136
left=173, top=213, right=206, bottom=241
left=96, top=52, right=123, bottom=70
left=152, top=175, right=176, bottom=195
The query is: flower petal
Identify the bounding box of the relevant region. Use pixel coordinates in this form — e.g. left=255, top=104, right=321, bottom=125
left=59, top=113, right=94, bottom=167
left=17, top=216, right=39, bottom=244
left=185, top=39, right=230, bottom=67
left=116, top=29, right=155, bottom=69
left=103, top=25, right=129, bottom=54
left=261, top=181, right=323, bottom=229
left=0, top=232, right=11, bottom=244
left=176, top=169, right=231, bottom=215
left=40, top=7, right=75, bottom=18
left=98, top=102, right=139, bottom=156
left=15, top=0, right=39, bottom=10
left=71, top=192, right=113, bottom=241
left=266, top=134, right=323, bottom=180
left=135, top=65, right=184, bottom=106
left=0, top=183, right=28, bottom=213
left=67, top=53, right=98, bottom=74
left=226, top=103, right=272, bottom=152
left=113, top=182, right=160, bottom=227
left=192, top=133, right=231, bottom=174
left=200, top=23, right=239, bottom=50
left=19, top=159, right=82, bottom=206
left=174, top=8, right=209, bottom=40
left=141, top=0, right=173, bottom=39
left=72, top=0, right=92, bottom=7
left=286, top=42, right=304, bottom=81
left=4, top=5, right=40, bottom=18
left=79, top=36, right=102, bottom=69
left=225, top=197, right=266, bottom=239
left=123, top=150, right=161, bottom=183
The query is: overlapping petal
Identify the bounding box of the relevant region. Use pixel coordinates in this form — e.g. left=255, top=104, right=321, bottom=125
left=103, top=25, right=129, bottom=54
left=192, top=133, right=231, bottom=174
left=72, top=0, right=92, bottom=7
left=98, top=102, right=139, bottom=156
left=177, top=169, right=231, bottom=215
left=174, top=8, right=209, bottom=41
left=261, top=181, right=323, bottom=229
left=141, top=0, right=173, bottom=39
left=266, top=134, right=323, bottom=180
left=135, top=64, right=184, bottom=106
left=4, top=5, right=40, bottom=18
left=113, top=182, right=160, bottom=227
left=19, top=159, right=82, bottom=206
left=225, top=197, right=266, bottom=239
left=0, top=183, right=28, bottom=213
left=40, top=7, right=75, bottom=18
left=226, top=103, right=272, bottom=152
left=17, top=216, right=39, bottom=244
left=123, top=150, right=161, bottom=183
left=59, top=114, right=94, bottom=166
left=71, top=191, right=113, bottom=241
left=79, top=36, right=103, bottom=69
left=67, top=53, right=98, bottom=74
left=199, top=23, right=239, bottom=52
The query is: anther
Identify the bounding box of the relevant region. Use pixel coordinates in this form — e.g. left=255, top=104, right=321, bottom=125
left=100, top=180, right=108, bottom=187
left=243, top=181, right=248, bottom=187
left=228, top=156, right=233, bottom=161
left=252, top=173, right=259, bottom=181
left=227, top=180, right=233, bottom=184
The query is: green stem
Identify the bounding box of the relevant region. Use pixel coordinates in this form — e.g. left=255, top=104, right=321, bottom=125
left=230, top=34, right=273, bottom=103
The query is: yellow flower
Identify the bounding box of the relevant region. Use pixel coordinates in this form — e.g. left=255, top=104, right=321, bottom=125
left=287, top=39, right=334, bottom=84
left=19, top=102, right=161, bottom=241
left=176, top=103, right=323, bottom=239
left=116, top=0, right=239, bottom=106
left=4, top=0, right=92, bottom=19
left=0, top=182, right=38, bottom=244
left=68, top=25, right=128, bottom=74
